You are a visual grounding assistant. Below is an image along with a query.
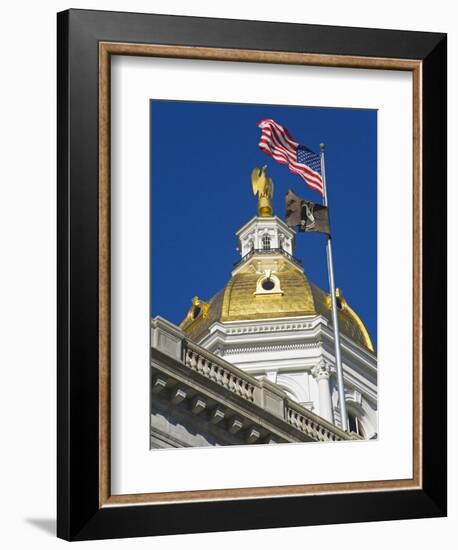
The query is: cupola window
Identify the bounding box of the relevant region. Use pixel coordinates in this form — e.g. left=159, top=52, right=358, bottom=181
left=254, top=272, right=283, bottom=297
left=262, top=234, right=271, bottom=250
left=261, top=278, right=275, bottom=291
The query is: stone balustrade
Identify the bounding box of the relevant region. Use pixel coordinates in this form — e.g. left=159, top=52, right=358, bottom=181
left=184, top=343, right=256, bottom=403
left=286, top=401, right=355, bottom=442
left=151, top=316, right=359, bottom=444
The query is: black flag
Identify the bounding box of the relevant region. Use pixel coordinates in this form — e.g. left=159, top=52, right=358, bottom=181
left=285, top=189, right=330, bottom=235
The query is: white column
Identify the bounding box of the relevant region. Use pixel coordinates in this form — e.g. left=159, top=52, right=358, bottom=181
left=311, top=360, right=334, bottom=424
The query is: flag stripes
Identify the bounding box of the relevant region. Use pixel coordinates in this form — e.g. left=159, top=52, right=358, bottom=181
left=257, top=118, right=324, bottom=195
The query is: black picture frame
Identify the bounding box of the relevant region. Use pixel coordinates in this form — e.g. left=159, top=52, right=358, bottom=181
left=57, top=8, right=447, bottom=541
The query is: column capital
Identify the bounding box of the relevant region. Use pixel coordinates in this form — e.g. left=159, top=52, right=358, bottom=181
left=311, top=359, right=335, bottom=381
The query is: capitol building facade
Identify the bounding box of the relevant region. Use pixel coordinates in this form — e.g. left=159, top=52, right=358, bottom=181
left=150, top=192, right=377, bottom=448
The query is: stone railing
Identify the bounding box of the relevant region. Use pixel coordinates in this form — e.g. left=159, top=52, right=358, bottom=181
left=184, top=341, right=256, bottom=403
left=286, top=401, right=353, bottom=442
left=233, top=247, right=302, bottom=268
left=151, top=316, right=359, bottom=443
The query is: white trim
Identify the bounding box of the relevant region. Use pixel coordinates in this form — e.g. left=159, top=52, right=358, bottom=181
left=111, top=55, right=412, bottom=496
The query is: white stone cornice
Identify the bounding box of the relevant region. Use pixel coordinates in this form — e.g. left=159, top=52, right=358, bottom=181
left=200, top=318, right=325, bottom=351
left=204, top=317, right=377, bottom=372
left=208, top=317, right=320, bottom=334
left=221, top=341, right=322, bottom=355
left=224, top=321, right=316, bottom=335
left=319, top=321, right=377, bottom=364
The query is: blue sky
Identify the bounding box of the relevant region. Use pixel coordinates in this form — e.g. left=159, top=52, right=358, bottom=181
left=150, top=100, right=377, bottom=348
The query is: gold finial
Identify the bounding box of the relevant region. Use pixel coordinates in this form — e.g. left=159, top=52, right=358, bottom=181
left=180, top=296, right=210, bottom=326
left=329, top=289, right=375, bottom=352
left=251, top=165, right=274, bottom=217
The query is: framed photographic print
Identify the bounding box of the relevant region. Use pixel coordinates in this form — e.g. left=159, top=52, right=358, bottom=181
left=57, top=9, right=447, bottom=541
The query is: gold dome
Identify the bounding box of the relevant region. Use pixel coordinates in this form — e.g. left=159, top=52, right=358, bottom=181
left=180, top=257, right=374, bottom=352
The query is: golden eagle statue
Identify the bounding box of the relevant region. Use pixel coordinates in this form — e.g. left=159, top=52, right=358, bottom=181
left=251, top=165, right=274, bottom=217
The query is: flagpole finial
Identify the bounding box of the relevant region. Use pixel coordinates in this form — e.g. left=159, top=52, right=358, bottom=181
left=320, top=143, right=325, bottom=152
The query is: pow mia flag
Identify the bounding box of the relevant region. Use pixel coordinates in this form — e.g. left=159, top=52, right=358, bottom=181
left=285, top=189, right=330, bottom=235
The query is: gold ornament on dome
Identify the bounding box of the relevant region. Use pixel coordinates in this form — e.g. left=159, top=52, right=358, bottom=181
left=324, top=288, right=374, bottom=352
left=251, top=165, right=274, bottom=217
left=181, top=296, right=210, bottom=328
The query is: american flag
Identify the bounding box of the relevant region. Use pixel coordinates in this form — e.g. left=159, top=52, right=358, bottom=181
left=257, top=119, right=324, bottom=195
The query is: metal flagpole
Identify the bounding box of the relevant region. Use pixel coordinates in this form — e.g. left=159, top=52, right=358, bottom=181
left=320, top=143, right=348, bottom=432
